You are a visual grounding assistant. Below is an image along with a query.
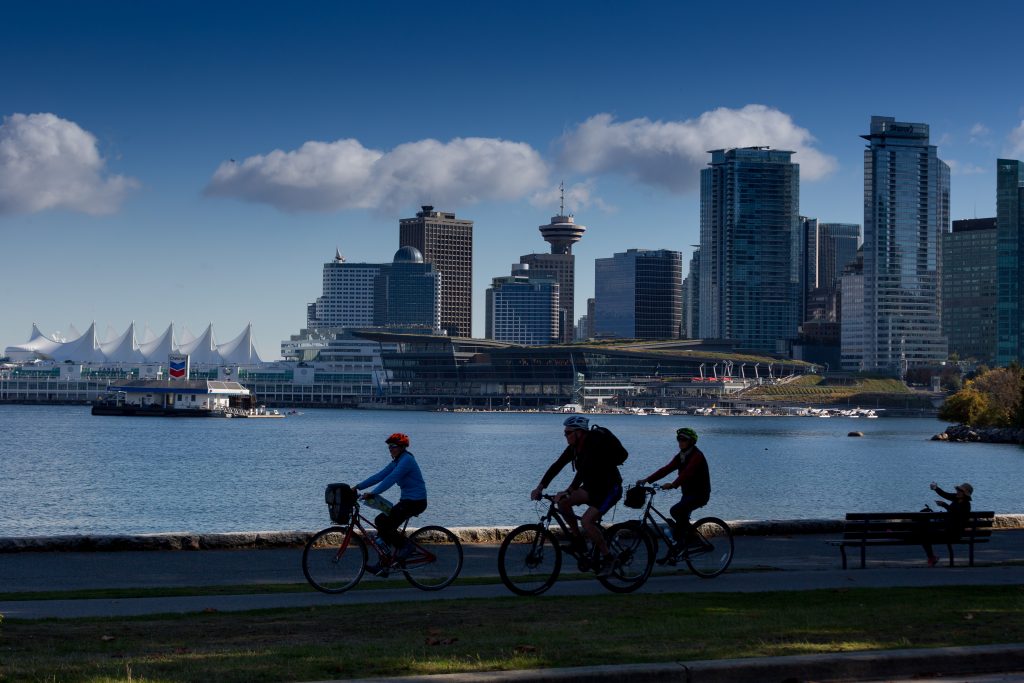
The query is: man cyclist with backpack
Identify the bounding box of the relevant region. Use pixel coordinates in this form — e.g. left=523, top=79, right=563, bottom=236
left=636, top=426, right=710, bottom=562
left=531, top=415, right=624, bottom=576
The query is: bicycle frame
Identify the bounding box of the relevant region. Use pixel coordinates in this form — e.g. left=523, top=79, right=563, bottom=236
left=534, top=495, right=592, bottom=561
left=339, top=504, right=434, bottom=568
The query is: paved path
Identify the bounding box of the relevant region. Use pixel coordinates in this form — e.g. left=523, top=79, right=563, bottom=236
left=1, top=530, right=1022, bottom=619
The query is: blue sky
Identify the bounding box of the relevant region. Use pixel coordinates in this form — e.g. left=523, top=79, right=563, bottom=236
left=2, top=1, right=1022, bottom=359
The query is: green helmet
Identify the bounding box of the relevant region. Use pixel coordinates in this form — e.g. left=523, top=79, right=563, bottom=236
left=676, top=427, right=698, bottom=444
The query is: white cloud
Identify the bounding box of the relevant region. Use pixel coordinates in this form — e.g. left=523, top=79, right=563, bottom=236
left=556, top=105, right=837, bottom=193
left=0, top=113, right=138, bottom=216
left=969, top=122, right=990, bottom=139
left=529, top=179, right=614, bottom=214
left=1006, top=121, right=1024, bottom=159
left=946, top=159, right=986, bottom=176
left=205, top=136, right=549, bottom=213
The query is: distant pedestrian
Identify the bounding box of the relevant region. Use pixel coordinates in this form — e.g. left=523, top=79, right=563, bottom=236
left=921, top=481, right=973, bottom=567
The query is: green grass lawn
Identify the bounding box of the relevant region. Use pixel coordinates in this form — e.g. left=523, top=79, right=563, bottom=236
left=2, top=585, right=1022, bottom=682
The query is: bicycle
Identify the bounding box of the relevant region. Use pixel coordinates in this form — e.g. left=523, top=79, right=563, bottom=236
left=623, top=484, right=733, bottom=579
left=302, top=492, right=463, bottom=594
left=497, top=493, right=655, bottom=596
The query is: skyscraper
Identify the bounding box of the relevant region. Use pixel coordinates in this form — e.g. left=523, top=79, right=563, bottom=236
left=858, top=116, right=949, bottom=373
left=485, top=264, right=559, bottom=345
left=699, top=147, right=801, bottom=354
left=520, top=190, right=586, bottom=343
left=943, top=218, right=996, bottom=364
left=682, top=247, right=700, bottom=339
left=399, top=206, right=474, bottom=337
left=594, top=249, right=681, bottom=339
left=996, top=158, right=1024, bottom=366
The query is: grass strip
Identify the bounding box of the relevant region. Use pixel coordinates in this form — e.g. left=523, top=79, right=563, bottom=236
left=1, top=585, right=1022, bottom=682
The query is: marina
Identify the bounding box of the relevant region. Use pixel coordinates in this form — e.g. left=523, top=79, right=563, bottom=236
left=90, top=379, right=284, bottom=418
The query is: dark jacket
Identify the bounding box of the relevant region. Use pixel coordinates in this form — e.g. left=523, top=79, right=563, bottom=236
left=646, top=445, right=710, bottom=504
left=540, top=432, right=622, bottom=492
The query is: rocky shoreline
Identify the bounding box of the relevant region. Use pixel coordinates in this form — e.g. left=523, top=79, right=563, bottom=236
left=932, top=424, right=1024, bottom=444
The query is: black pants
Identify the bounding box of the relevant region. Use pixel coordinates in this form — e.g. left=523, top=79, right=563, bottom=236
left=669, top=496, right=708, bottom=543
left=375, top=499, right=427, bottom=549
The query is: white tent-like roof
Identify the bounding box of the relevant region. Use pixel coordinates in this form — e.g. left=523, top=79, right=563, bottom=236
left=4, top=322, right=266, bottom=366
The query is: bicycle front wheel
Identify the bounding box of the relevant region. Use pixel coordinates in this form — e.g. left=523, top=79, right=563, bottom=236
left=402, top=525, right=464, bottom=591
left=685, top=517, right=733, bottom=578
left=302, top=527, right=367, bottom=594
left=599, top=521, right=655, bottom=593
left=497, top=523, right=562, bottom=596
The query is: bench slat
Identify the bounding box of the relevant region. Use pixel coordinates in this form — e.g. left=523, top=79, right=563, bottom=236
left=831, top=511, right=994, bottom=569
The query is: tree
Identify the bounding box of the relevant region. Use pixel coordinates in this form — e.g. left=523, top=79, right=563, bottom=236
left=938, top=387, right=989, bottom=425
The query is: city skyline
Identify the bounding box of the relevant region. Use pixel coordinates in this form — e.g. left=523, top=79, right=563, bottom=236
left=2, top=2, right=1023, bottom=358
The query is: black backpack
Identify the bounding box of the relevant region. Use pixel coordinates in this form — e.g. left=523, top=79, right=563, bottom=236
left=589, top=424, right=629, bottom=467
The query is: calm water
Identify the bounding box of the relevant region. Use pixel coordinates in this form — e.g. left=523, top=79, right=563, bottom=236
left=1, top=405, right=1022, bottom=536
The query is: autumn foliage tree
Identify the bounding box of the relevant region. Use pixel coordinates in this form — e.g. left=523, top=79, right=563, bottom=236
left=938, top=366, right=1023, bottom=427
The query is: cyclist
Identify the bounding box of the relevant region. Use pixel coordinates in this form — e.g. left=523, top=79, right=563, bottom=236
left=636, top=427, right=710, bottom=560
left=355, top=432, right=427, bottom=576
left=531, top=415, right=623, bottom=576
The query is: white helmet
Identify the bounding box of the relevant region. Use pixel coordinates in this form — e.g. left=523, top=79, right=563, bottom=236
left=562, top=415, right=590, bottom=431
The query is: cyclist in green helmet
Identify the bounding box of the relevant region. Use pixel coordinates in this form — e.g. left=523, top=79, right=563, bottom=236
left=636, top=427, right=710, bottom=558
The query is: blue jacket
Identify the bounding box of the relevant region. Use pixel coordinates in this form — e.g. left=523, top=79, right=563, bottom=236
left=356, top=451, right=427, bottom=501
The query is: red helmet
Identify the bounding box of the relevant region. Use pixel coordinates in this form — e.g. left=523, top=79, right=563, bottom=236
left=385, top=432, right=410, bottom=448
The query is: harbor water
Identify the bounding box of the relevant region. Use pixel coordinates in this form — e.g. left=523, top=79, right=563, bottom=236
left=1, top=405, right=1022, bottom=536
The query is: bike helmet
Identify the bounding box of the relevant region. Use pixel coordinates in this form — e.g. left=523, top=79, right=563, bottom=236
left=562, top=415, right=590, bottom=431
left=676, top=427, right=698, bottom=444
left=385, top=432, right=410, bottom=448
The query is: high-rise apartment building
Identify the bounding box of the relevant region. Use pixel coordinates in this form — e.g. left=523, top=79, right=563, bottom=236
left=996, top=158, right=1024, bottom=366
left=399, top=205, right=473, bottom=337
left=699, top=147, right=801, bottom=354
left=682, top=247, right=700, bottom=338
left=594, top=249, right=681, bottom=339
left=840, top=248, right=866, bottom=371
left=520, top=206, right=585, bottom=343
left=307, top=249, right=381, bottom=329
left=485, top=264, right=559, bottom=345
left=942, top=219, right=996, bottom=364
left=858, top=116, right=949, bottom=373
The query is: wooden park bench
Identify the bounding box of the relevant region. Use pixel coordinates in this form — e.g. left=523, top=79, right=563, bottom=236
left=829, top=511, right=994, bottom=569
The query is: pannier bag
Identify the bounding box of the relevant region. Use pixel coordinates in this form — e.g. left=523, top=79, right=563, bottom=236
left=325, top=483, right=357, bottom=524
left=624, top=486, right=647, bottom=509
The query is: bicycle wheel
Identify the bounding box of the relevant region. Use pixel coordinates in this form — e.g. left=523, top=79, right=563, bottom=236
left=401, top=525, right=464, bottom=591
left=302, top=526, right=367, bottom=594
left=599, top=521, right=655, bottom=593
left=685, top=517, right=733, bottom=578
left=497, top=523, right=562, bottom=596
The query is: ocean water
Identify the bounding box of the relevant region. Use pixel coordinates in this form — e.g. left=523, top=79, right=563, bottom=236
left=1, top=405, right=1021, bottom=535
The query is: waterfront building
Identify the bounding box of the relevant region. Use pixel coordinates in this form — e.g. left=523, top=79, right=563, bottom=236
left=374, top=246, right=442, bottom=333
left=520, top=194, right=586, bottom=343
left=485, top=264, right=560, bottom=345
left=307, top=249, right=381, bottom=329
left=594, top=249, right=682, bottom=339
left=943, top=218, right=997, bottom=364
left=357, top=330, right=813, bottom=410
left=399, top=206, right=474, bottom=337
left=859, top=116, right=949, bottom=373
left=996, top=158, right=1024, bottom=366
left=699, top=147, right=801, bottom=354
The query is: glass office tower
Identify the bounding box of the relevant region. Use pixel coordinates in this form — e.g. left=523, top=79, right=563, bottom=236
left=485, top=264, right=559, bottom=345
left=859, top=116, right=949, bottom=373
left=699, top=147, right=801, bottom=354
left=943, top=219, right=996, bottom=364
left=374, top=246, right=441, bottom=332
left=996, top=159, right=1024, bottom=366
left=594, top=249, right=682, bottom=339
